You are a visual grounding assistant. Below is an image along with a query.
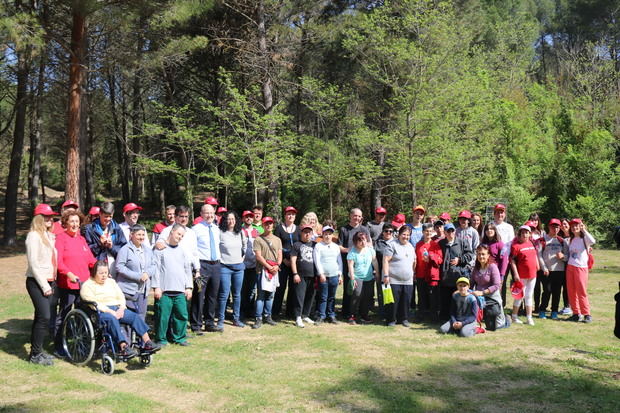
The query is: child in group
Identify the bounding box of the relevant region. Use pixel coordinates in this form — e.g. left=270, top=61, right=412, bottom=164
left=510, top=225, right=540, bottom=326
left=566, top=218, right=596, bottom=323
left=439, top=277, right=479, bottom=337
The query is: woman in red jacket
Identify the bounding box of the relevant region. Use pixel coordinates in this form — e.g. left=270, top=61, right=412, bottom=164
left=53, top=210, right=96, bottom=356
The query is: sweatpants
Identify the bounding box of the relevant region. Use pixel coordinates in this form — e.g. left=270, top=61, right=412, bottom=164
left=388, top=284, right=414, bottom=323
left=439, top=320, right=477, bottom=337
left=566, top=265, right=590, bottom=316
left=349, top=279, right=374, bottom=320
left=26, top=278, right=51, bottom=356
left=293, top=276, right=316, bottom=318
left=155, top=293, right=188, bottom=344
left=539, top=270, right=565, bottom=313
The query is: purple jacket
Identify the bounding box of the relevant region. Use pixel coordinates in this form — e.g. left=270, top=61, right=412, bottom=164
left=486, top=241, right=508, bottom=277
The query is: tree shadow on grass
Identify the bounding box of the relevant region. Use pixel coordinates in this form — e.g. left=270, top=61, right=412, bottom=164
left=315, top=360, right=620, bottom=413
left=0, top=318, right=32, bottom=360
left=0, top=403, right=45, bottom=412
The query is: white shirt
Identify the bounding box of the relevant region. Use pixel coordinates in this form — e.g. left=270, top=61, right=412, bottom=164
left=192, top=221, right=221, bottom=261
left=119, top=221, right=151, bottom=248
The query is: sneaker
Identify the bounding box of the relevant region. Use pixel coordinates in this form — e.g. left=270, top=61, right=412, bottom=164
left=550, top=311, right=559, bottom=320
left=295, top=317, right=305, bottom=328
left=511, top=316, right=523, bottom=324
left=233, top=320, right=246, bottom=328
left=583, top=315, right=592, bottom=323
left=302, top=317, right=315, bottom=325
left=561, top=307, right=573, bottom=315
left=206, top=325, right=223, bottom=333
left=386, top=321, right=396, bottom=327
left=578, top=314, right=585, bottom=322
left=29, top=352, right=54, bottom=366
left=155, top=341, right=168, bottom=347
left=175, top=341, right=191, bottom=346
left=142, top=341, right=161, bottom=352
left=526, top=317, right=535, bottom=326
left=40, top=352, right=55, bottom=360
left=401, top=320, right=411, bottom=327
left=327, top=316, right=339, bottom=325
left=119, top=346, right=138, bottom=358
left=539, top=311, right=546, bottom=319
left=191, top=329, right=204, bottom=336
left=252, top=318, right=263, bottom=329
left=264, top=316, right=277, bottom=326
left=348, top=316, right=357, bottom=325
left=314, top=318, right=324, bottom=326
left=566, top=314, right=580, bottom=322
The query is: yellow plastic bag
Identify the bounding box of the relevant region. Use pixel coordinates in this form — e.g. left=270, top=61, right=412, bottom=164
left=382, top=284, right=395, bottom=305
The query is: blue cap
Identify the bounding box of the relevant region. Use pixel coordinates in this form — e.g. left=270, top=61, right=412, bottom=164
left=444, top=223, right=456, bottom=231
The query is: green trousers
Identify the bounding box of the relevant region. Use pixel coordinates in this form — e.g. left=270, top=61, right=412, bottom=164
left=155, top=293, right=188, bottom=344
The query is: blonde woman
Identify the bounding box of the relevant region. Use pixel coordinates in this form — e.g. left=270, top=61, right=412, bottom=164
left=25, top=204, right=58, bottom=365
left=300, top=212, right=322, bottom=241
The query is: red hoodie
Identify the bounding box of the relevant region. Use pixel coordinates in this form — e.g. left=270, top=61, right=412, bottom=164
left=415, top=239, right=443, bottom=286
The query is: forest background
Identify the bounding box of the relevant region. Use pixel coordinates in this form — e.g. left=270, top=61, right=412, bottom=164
left=1, top=0, right=619, bottom=246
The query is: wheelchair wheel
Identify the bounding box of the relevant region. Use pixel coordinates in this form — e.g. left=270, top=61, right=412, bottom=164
left=140, top=354, right=152, bottom=366
left=101, top=354, right=115, bottom=375
left=62, top=308, right=95, bottom=366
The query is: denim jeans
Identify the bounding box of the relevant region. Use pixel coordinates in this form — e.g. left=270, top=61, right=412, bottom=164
left=218, top=262, right=245, bottom=326
left=316, top=275, right=339, bottom=319
left=255, top=271, right=275, bottom=319
left=99, top=305, right=149, bottom=349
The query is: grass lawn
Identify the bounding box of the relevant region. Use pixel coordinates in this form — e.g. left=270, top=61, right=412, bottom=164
left=0, top=250, right=619, bottom=412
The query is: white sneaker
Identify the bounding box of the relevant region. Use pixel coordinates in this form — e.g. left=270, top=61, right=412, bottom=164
left=302, top=317, right=315, bottom=325
left=295, top=317, right=305, bottom=328
left=512, top=316, right=523, bottom=324
left=561, top=307, right=573, bottom=316
left=526, top=317, right=535, bottom=326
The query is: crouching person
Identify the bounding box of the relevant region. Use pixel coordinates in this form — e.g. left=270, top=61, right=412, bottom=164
left=439, top=277, right=478, bottom=337
left=80, top=260, right=159, bottom=357
left=153, top=224, right=193, bottom=346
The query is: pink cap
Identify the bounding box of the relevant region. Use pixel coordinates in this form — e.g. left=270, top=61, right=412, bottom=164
left=204, top=196, right=218, bottom=205
left=242, top=210, right=254, bottom=218
left=569, top=218, right=583, bottom=226
left=375, top=207, right=387, bottom=214
left=262, top=216, right=274, bottom=224
left=391, top=213, right=406, bottom=228
left=548, top=218, right=561, bottom=226
left=61, top=200, right=79, bottom=209
left=458, top=210, right=472, bottom=219
left=284, top=206, right=298, bottom=214
left=123, top=202, right=143, bottom=213
left=88, top=206, right=100, bottom=216
left=34, top=204, right=58, bottom=216
left=494, top=203, right=506, bottom=211
left=216, top=207, right=228, bottom=214
left=439, top=212, right=451, bottom=221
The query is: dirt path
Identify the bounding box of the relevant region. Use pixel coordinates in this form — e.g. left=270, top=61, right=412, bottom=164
left=0, top=252, right=27, bottom=298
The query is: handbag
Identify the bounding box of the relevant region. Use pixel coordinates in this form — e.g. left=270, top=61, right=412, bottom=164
left=382, top=284, right=395, bottom=305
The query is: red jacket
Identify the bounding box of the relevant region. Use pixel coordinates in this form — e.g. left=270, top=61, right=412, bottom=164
left=415, top=239, right=442, bottom=286
left=152, top=221, right=170, bottom=234
left=56, top=231, right=96, bottom=289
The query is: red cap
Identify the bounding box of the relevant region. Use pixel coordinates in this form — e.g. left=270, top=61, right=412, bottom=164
left=61, top=200, right=79, bottom=209
left=511, top=280, right=524, bottom=299
left=375, top=207, right=387, bottom=214
left=525, top=220, right=536, bottom=228
left=391, top=213, right=406, bottom=228
left=439, top=212, right=451, bottom=221
left=88, top=206, right=100, bottom=216
left=34, top=204, right=58, bottom=216
left=458, top=210, right=472, bottom=219
left=548, top=218, right=561, bottom=226
left=204, top=196, right=218, bottom=206
left=216, top=207, right=228, bottom=214
left=262, top=216, right=274, bottom=224
left=569, top=218, right=583, bottom=226
left=284, top=206, right=298, bottom=214
left=413, top=205, right=426, bottom=214
left=242, top=210, right=254, bottom=218
left=123, top=202, right=143, bottom=213
left=300, top=224, right=314, bottom=232
left=494, top=203, right=506, bottom=212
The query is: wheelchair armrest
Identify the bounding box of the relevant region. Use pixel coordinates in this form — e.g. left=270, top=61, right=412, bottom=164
left=77, top=300, right=99, bottom=312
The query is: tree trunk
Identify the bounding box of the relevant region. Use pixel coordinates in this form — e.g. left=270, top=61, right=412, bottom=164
left=120, top=76, right=132, bottom=202
left=65, top=7, right=86, bottom=202
left=106, top=67, right=130, bottom=201
left=2, top=46, right=31, bottom=246
left=130, top=15, right=146, bottom=201
left=28, top=52, right=45, bottom=208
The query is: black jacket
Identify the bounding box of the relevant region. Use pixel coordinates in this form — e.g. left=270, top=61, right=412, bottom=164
left=438, top=237, right=474, bottom=287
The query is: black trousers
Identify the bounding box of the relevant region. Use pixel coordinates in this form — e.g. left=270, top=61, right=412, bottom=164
left=191, top=260, right=221, bottom=330
left=349, top=279, right=375, bottom=319
left=439, top=285, right=455, bottom=321
left=533, top=270, right=544, bottom=311
left=240, top=267, right=257, bottom=320
left=26, top=278, right=51, bottom=356
left=341, top=254, right=351, bottom=318
left=54, top=287, right=80, bottom=352
left=293, top=276, right=316, bottom=318
left=388, top=284, right=413, bottom=323
left=416, top=278, right=430, bottom=315
left=272, top=264, right=292, bottom=317
left=501, top=266, right=513, bottom=308
left=540, top=270, right=566, bottom=312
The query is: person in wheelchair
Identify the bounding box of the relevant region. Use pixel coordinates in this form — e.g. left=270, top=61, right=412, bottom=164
left=80, top=260, right=160, bottom=357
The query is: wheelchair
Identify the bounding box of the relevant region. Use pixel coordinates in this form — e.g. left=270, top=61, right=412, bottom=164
left=61, top=300, right=156, bottom=375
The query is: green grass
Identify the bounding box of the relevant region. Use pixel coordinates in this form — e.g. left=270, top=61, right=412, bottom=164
left=1, top=251, right=619, bottom=412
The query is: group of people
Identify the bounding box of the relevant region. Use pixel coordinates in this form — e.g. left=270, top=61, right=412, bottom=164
left=24, top=197, right=596, bottom=365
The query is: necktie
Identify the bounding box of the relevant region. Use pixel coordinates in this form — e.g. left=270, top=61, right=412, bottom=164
left=208, top=224, right=217, bottom=261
